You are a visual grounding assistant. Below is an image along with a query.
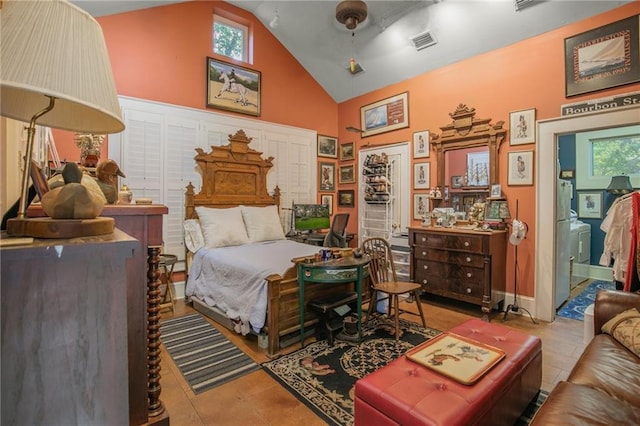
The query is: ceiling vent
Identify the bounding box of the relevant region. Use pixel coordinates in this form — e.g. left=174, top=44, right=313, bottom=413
left=410, top=30, right=437, bottom=51
left=514, top=0, right=537, bottom=11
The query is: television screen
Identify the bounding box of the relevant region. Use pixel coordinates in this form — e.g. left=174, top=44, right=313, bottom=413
left=293, top=203, right=330, bottom=231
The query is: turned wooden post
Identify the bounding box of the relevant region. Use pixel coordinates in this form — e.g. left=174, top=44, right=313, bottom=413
left=147, top=246, right=165, bottom=417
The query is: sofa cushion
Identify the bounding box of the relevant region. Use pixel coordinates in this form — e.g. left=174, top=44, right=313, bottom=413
left=601, top=308, right=640, bottom=357
left=567, top=334, right=640, bottom=407
left=530, top=381, right=640, bottom=425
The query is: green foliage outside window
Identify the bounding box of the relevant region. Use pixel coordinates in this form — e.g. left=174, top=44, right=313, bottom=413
left=214, top=21, right=244, bottom=61
left=591, top=135, right=640, bottom=177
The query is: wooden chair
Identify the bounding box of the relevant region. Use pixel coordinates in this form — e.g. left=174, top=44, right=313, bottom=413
left=361, top=237, right=427, bottom=340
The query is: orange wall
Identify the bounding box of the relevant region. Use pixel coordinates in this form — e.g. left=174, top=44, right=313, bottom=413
left=337, top=3, right=640, bottom=298
left=51, top=2, right=639, bottom=298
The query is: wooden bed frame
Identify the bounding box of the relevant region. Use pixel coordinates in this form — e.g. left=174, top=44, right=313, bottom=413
left=184, top=129, right=354, bottom=357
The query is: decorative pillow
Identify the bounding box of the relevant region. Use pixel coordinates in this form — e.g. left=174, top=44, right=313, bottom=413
left=195, top=206, right=249, bottom=248
left=601, top=308, right=640, bottom=357
left=241, top=205, right=286, bottom=243
left=183, top=219, right=204, bottom=253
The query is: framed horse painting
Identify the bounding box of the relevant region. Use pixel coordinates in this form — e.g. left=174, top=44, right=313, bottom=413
left=206, top=57, right=261, bottom=116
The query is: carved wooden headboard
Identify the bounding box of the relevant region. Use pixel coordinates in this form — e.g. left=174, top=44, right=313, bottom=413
left=185, top=129, right=281, bottom=220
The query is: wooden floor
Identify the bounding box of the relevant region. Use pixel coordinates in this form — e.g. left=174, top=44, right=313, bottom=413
left=158, top=287, right=589, bottom=426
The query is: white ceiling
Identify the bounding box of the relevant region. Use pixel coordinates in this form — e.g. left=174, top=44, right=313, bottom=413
left=73, top=0, right=632, bottom=102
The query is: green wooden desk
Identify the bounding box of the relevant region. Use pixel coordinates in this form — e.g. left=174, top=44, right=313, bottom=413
left=297, top=255, right=370, bottom=347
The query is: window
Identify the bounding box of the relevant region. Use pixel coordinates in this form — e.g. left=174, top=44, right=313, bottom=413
left=213, top=14, right=248, bottom=62
left=575, top=124, right=640, bottom=189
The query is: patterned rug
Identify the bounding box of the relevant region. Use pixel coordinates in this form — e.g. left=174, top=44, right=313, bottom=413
left=160, top=313, right=261, bottom=394
left=262, top=316, right=440, bottom=425
left=557, top=279, right=616, bottom=321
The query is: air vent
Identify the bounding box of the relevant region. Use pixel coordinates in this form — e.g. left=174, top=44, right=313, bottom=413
left=514, top=0, right=536, bottom=11
left=410, top=30, right=437, bottom=51
left=348, top=61, right=365, bottom=75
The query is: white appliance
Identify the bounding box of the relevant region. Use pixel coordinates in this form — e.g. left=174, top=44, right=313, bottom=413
left=555, top=179, right=572, bottom=309
left=570, top=220, right=591, bottom=264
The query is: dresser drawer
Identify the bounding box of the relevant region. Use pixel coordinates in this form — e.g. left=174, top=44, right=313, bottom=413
left=414, top=259, right=448, bottom=278
left=449, top=252, right=485, bottom=268
left=413, top=247, right=449, bottom=262
left=413, top=232, right=484, bottom=253
left=449, top=280, right=485, bottom=300
left=450, top=265, right=485, bottom=283
left=414, top=273, right=448, bottom=292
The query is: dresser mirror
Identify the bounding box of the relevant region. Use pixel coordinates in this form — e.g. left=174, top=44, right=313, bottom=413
left=431, top=104, right=507, bottom=214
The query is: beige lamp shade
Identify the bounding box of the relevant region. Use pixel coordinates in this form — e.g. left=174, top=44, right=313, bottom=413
left=0, top=0, right=124, bottom=134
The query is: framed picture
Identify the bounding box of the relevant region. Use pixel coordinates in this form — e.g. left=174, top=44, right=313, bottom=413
left=564, top=15, right=640, bottom=97
left=321, top=194, right=333, bottom=215
left=414, top=162, right=430, bottom=189
left=577, top=191, right=603, bottom=219
left=466, top=151, right=489, bottom=187
left=451, top=175, right=463, bottom=188
left=337, top=189, right=355, bottom=207
left=414, top=194, right=430, bottom=219
left=340, top=142, right=354, bottom=161
left=319, top=162, right=335, bottom=191
left=509, top=108, right=536, bottom=145
left=560, top=169, right=575, bottom=179
left=507, top=150, right=534, bottom=186
left=360, top=92, right=409, bottom=137
left=339, top=164, right=355, bottom=184
left=318, top=135, right=338, bottom=158
left=413, top=130, right=430, bottom=158
left=490, top=184, right=502, bottom=198
left=485, top=200, right=510, bottom=220
left=206, top=57, right=261, bottom=116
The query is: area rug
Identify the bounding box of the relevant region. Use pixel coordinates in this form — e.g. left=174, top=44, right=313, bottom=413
left=160, top=313, right=261, bottom=394
left=262, top=316, right=441, bottom=426
left=557, top=279, right=616, bottom=321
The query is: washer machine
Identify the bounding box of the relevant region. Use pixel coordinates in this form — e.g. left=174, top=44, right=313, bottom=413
left=570, top=220, right=591, bottom=264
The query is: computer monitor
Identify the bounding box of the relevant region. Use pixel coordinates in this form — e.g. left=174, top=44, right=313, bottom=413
left=293, top=203, right=330, bottom=232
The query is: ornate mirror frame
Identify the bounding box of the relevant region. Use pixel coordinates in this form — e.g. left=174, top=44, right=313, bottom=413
left=431, top=104, right=507, bottom=190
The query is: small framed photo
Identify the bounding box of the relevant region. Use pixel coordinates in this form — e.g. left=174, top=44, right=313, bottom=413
left=414, top=193, right=430, bottom=219
left=317, top=135, right=338, bottom=158
left=509, top=108, right=536, bottom=145
left=577, top=191, right=603, bottom=219
left=560, top=169, right=575, bottom=179
left=319, top=162, right=335, bottom=191
left=413, top=130, right=430, bottom=158
left=507, top=150, right=534, bottom=186
left=451, top=175, right=463, bottom=188
left=414, top=162, right=430, bottom=189
left=340, top=142, right=354, bottom=161
left=339, top=164, right=355, bottom=184
left=337, top=189, right=355, bottom=207
left=490, top=184, right=502, bottom=198
left=321, top=194, right=333, bottom=215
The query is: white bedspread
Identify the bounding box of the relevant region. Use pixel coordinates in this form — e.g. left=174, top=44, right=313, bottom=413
left=185, top=239, right=320, bottom=335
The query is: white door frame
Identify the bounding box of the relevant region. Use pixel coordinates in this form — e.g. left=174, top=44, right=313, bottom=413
left=535, top=105, right=640, bottom=322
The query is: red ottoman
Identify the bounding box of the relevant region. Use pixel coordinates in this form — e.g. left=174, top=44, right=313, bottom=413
left=354, top=318, right=542, bottom=426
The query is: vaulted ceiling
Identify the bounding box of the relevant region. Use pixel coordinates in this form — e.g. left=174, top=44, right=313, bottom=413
left=73, top=0, right=632, bottom=102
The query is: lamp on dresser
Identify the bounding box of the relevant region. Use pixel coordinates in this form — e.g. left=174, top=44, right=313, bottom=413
left=1, top=0, right=124, bottom=238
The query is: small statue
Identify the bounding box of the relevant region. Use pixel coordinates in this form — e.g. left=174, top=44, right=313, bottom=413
left=95, top=159, right=126, bottom=204
left=429, top=187, right=435, bottom=198
left=41, top=162, right=105, bottom=219
left=435, top=186, right=442, bottom=198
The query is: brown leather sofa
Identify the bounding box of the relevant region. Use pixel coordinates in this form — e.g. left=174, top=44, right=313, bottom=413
left=530, top=289, right=640, bottom=425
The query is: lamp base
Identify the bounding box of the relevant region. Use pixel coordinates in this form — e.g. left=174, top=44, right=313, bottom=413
left=6, top=217, right=115, bottom=239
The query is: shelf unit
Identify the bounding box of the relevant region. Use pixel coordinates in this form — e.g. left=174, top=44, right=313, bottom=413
left=361, top=155, right=393, bottom=239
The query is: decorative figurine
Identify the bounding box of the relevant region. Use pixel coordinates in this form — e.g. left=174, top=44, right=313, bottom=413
left=41, top=162, right=105, bottom=219
left=95, top=159, right=126, bottom=204
left=435, top=186, right=442, bottom=198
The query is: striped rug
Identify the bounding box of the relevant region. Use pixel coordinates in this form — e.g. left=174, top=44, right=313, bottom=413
left=160, top=313, right=261, bottom=394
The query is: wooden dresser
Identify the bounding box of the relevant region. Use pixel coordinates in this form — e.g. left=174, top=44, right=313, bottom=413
left=408, top=226, right=506, bottom=319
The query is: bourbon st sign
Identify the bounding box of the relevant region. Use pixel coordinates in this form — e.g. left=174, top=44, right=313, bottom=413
left=561, top=91, right=640, bottom=116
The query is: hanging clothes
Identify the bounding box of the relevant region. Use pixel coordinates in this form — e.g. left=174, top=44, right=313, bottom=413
left=600, top=191, right=640, bottom=291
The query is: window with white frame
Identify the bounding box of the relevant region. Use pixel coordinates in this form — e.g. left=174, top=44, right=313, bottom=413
left=575, top=124, right=640, bottom=189
left=213, top=14, right=248, bottom=62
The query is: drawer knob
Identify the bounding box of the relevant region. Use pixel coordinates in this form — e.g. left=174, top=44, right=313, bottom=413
left=466, top=272, right=472, bottom=278
left=423, top=265, right=428, bottom=270
left=422, top=279, right=428, bottom=285
left=466, top=287, right=472, bottom=294
left=466, top=256, right=471, bottom=262
left=464, top=241, right=470, bottom=247
left=421, top=237, right=426, bottom=242
left=422, top=251, right=426, bottom=256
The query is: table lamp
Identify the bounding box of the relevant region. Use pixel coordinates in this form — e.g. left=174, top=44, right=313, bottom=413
left=1, top=0, right=125, bottom=238
left=606, top=175, right=633, bottom=195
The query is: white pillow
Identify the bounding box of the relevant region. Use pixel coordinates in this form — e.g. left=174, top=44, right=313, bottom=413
left=183, top=219, right=205, bottom=253
left=195, top=206, right=250, bottom=248
left=241, top=205, right=286, bottom=243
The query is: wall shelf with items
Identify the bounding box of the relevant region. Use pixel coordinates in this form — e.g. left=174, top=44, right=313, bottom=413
left=363, top=154, right=392, bottom=205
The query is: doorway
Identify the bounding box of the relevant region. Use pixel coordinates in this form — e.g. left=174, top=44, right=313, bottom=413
left=535, top=105, right=640, bottom=322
